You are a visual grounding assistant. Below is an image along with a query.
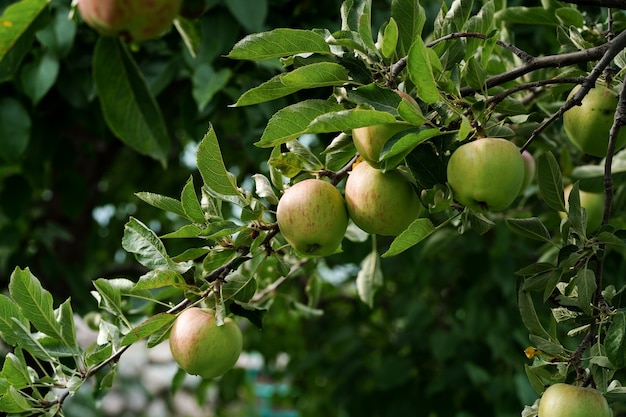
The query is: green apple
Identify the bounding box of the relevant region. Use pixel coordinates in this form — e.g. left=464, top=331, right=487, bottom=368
left=78, top=0, right=182, bottom=42
left=169, top=308, right=243, bottom=379
left=344, top=162, right=422, bottom=236
left=563, top=84, right=626, bottom=157
left=538, top=383, right=611, bottom=417
left=276, top=179, right=348, bottom=256
left=352, top=123, right=408, bottom=167
left=520, top=150, right=536, bottom=193
left=563, top=184, right=605, bottom=233
left=447, top=137, right=525, bottom=211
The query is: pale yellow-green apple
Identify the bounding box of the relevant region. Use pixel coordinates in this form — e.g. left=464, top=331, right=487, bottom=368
left=538, top=383, right=611, bottom=417
left=169, top=308, right=242, bottom=379
left=344, top=161, right=422, bottom=236
left=276, top=179, right=348, bottom=256
left=446, top=138, right=525, bottom=211
left=520, top=150, right=536, bottom=193
left=78, top=0, right=182, bottom=42
left=351, top=123, right=408, bottom=167
left=563, top=184, right=605, bottom=233
left=563, top=84, right=626, bottom=157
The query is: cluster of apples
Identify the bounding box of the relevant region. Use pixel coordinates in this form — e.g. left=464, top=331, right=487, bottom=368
left=276, top=123, right=424, bottom=257
left=77, top=0, right=210, bottom=42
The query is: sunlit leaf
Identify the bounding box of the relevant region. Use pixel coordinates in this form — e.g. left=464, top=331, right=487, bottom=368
left=227, top=28, right=331, bottom=60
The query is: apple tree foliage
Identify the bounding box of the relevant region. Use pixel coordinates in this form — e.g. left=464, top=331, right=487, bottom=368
left=1, top=0, right=626, bottom=416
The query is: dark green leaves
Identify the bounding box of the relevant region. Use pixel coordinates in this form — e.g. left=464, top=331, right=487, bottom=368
left=93, top=37, right=170, bottom=165
left=537, top=152, right=565, bottom=212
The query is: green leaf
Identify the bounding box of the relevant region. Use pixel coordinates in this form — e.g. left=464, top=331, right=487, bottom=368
left=9, top=319, right=55, bottom=361
left=1, top=353, right=31, bottom=390
left=255, top=99, right=343, bottom=147
left=0, top=0, right=48, bottom=82
left=224, top=0, right=268, bottom=33
left=92, top=278, right=151, bottom=320
left=0, top=97, right=31, bottom=162
left=566, top=182, right=585, bottom=237
left=133, top=269, right=187, bottom=290
left=221, top=272, right=257, bottom=303
left=518, top=287, right=551, bottom=340
left=308, top=109, right=398, bottom=134
left=397, top=97, right=427, bottom=125
left=86, top=343, right=113, bottom=367
left=495, top=7, right=560, bottom=26
left=135, top=192, right=187, bottom=218
left=8, top=267, right=62, bottom=340
left=347, top=83, right=402, bottom=115
left=234, top=74, right=301, bottom=106
left=537, top=152, right=565, bottom=212
left=181, top=176, right=206, bottom=223
left=356, top=249, right=383, bottom=307
left=229, top=302, right=266, bottom=330
left=380, top=127, right=444, bottom=170
left=192, top=65, right=231, bottom=111
left=19, top=51, right=59, bottom=105
left=197, top=125, right=242, bottom=197
left=227, top=28, right=331, bottom=60
left=381, top=18, right=398, bottom=58
left=576, top=268, right=596, bottom=315
left=506, top=217, right=552, bottom=242
left=57, top=299, right=78, bottom=353
left=122, top=217, right=176, bottom=270
left=606, top=311, right=626, bottom=368
left=280, top=62, right=349, bottom=89
left=391, top=0, right=426, bottom=56
left=0, top=385, right=32, bottom=413
left=407, top=36, right=440, bottom=104
left=382, top=218, right=436, bottom=257
left=120, top=313, right=176, bottom=347
left=93, top=37, right=169, bottom=165
left=0, top=295, right=28, bottom=347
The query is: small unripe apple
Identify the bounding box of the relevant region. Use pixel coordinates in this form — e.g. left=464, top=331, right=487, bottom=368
left=563, top=184, right=605, bottom=233
left=276, top=179, right=348, bottom=257
left=520, top=150, right=536, bottom=193
left=169, top=308, right=242, bottom=379
left=447, top=138, right=525, bottom=212
left=538, top=383, right=611, bottom=417
left=563, top=84, right=626, bottom=157
left=78, top=0, right=182, bottom=42
left=352, top=123, right=408, bottom=167
left=344, top=162, right=422, bottom=236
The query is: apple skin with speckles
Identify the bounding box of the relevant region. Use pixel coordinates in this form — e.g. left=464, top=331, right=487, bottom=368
left=345, top=162, right=422, bottom=236
left=447, top=138, right=524, bottom=212
left=78, top=0, right=182, bottom=42
left=169, top=308, right=242, bottom=379
left=538, top=383, right=611, bottom=417
left=276, top=179, right=349, bottom=257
